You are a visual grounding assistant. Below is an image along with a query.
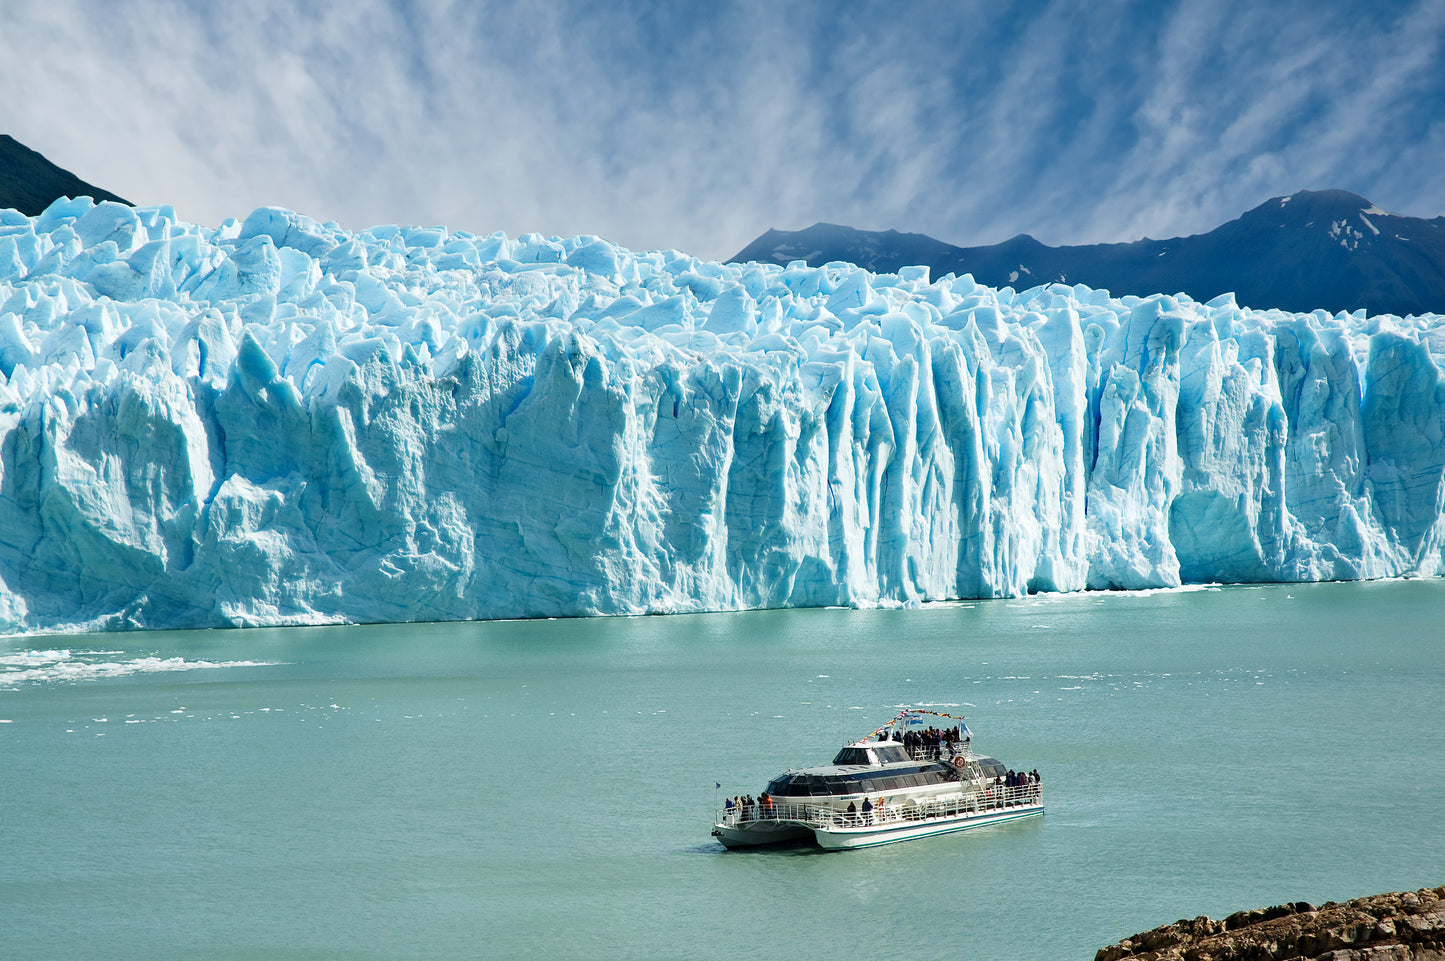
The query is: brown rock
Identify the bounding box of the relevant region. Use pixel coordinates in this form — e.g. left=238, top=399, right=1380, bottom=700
left=1094, top=886, right=1445, bottom=961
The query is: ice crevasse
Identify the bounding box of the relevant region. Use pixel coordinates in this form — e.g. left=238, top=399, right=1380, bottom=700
left=0, top=197, right=1442, bottom=633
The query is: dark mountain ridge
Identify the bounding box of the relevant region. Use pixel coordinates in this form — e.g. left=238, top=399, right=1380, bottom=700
left=0, top=134, right=130, bottom=217
left=731, top=190, right=1445, bottom=316
left=5, top=133, right=1441, bottom=317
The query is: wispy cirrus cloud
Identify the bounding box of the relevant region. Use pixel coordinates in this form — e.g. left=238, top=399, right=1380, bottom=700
left=3, top=0, right=1442, bottom=260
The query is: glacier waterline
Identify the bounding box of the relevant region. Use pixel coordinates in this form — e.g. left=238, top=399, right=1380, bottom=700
left=1, top=197, right=1443, bottom=633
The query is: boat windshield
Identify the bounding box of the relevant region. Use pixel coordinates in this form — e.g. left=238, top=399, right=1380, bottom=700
left=833, top=743, right=912, bottom=766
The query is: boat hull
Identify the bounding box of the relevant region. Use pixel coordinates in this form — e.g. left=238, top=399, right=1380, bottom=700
left=711, top=818, right=814, bottom=849
left=811, top=799, right=1043, bottom=850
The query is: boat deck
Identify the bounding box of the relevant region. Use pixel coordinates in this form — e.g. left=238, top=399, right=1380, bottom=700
left=715, top=781, right=1042, bottom=836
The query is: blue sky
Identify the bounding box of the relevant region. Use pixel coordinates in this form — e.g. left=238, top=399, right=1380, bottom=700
left=6, top=0, right=1445, bottom=261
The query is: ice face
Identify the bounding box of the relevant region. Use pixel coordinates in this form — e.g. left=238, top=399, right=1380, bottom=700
left=0, top=197, right=1442, bottom=633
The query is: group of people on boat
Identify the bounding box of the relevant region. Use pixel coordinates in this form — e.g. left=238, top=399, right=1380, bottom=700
left=724, top=794, right=775, bottom=821
left=842, top=797, right=882, bottom=825
left=724, top=792, right=890, bottom=826
left=994, top=769, right=1041, bottom=800
left=884, top=726, right=966, bottom=760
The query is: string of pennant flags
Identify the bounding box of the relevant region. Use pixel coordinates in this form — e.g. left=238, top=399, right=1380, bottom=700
left=867, top=708, right=973, bottom=739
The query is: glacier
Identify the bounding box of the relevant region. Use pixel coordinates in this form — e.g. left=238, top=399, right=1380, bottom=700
left=0, top=197, right=1443, bottom=634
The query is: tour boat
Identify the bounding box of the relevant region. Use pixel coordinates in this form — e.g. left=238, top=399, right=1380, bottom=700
left=711, top=709, right=1042, bottom=851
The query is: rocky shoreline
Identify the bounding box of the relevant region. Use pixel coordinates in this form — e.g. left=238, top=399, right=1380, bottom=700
left=1096, top=886, right=1445, bottom=961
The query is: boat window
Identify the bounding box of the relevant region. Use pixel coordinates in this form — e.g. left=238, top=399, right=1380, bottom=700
left=873, top=744, right=910, bottom=764
left=781, top=764, right=969, bottom=797
left=781, top=776, right=817, bottom=797
left=832, top=747, right=871, bottom=766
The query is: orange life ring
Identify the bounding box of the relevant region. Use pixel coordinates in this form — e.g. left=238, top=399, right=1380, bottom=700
left=953, top=756, right=966, bottom=769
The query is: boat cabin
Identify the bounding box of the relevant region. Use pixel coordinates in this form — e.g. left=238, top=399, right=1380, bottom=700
left=763, top=751, right=1011, bottom=799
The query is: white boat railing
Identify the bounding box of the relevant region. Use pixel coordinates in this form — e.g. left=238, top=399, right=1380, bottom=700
left=716, top=782, right=1041, bottom=830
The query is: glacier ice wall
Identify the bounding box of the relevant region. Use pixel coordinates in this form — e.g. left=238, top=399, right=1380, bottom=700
left=1, top=197, right=1443, bottom=633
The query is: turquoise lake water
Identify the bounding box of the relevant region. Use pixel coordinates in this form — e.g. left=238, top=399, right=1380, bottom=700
left=3, top=580, right=1442, bottom=960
